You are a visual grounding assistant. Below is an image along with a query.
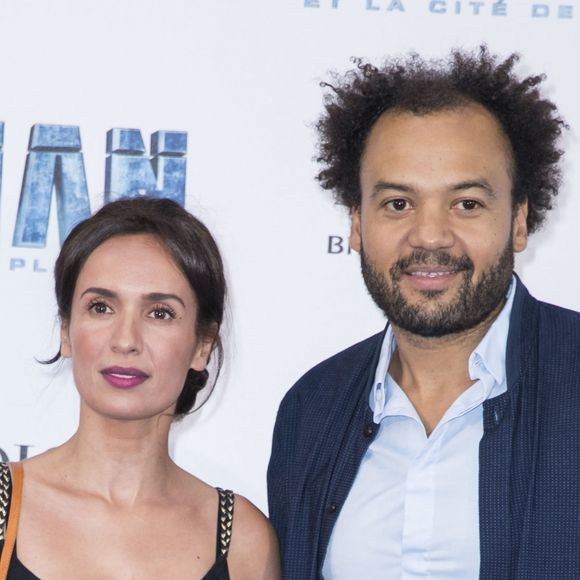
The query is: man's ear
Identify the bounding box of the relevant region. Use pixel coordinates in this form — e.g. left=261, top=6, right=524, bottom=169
left=349, top=207, right=362, bottom=253
left=60, top=321, right=72, bottom=358
left=512, top=198, right=528, bottom=253
left=190, top=324, right=219, bottom=372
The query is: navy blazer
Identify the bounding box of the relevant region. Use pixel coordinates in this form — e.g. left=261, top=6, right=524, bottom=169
left=268, top=278, right=580, bottom=579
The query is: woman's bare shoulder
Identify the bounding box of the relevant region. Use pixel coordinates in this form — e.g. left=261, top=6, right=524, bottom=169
left=227, top=493, right=281, bottom=580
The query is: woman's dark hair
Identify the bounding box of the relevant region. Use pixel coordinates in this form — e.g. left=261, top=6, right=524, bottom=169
left=48, top=196, right=226, bottom=419
left=316, top=45, right=567, bottom=233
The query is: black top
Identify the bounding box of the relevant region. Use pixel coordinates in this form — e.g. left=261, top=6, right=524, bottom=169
left=0, top=463, right=234, bottom=580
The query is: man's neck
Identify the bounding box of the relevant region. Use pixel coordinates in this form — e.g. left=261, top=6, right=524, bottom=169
left=388, top=301, right=505, bottom=434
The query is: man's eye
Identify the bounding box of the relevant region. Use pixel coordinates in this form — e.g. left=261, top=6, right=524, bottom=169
left=456, top=199, right=481, bottom=211
left=386, top=199, right=409, bottom=211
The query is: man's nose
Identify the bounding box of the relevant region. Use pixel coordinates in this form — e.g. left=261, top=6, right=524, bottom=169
left=110, top=313, right=142, bottom=355
left=406, top=206, right=455, bottom=250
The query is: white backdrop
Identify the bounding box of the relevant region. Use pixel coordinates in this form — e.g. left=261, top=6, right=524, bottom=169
left=0, top=0, right=578, bottom=512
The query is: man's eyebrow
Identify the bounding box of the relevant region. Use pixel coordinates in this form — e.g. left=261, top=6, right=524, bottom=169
left=370, top=179, right=497, bottom=199
left=144, top=292, right=186, bottom=308
left=371, top=181, right=414, bottom=198
left=451, top=180, right=496, bottom=198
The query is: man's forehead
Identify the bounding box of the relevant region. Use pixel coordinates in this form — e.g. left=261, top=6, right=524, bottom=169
left=360, top=103, right=515, bottom=178
left=367, top=102, right=506, bottom=140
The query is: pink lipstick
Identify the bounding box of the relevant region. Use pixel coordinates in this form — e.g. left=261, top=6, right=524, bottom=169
left=101, top=366, right=149, bottom=389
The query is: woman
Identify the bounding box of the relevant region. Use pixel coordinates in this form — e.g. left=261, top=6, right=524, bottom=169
left=0, top=197, right=280, bottom=579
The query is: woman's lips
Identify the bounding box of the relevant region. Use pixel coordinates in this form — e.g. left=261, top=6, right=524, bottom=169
left=100, top=366, right=149, bottom=389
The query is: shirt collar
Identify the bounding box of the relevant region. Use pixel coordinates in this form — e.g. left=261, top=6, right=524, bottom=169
left=371, top=276, right=517, bottom=423
left=468, top=278, right=516, bottom=386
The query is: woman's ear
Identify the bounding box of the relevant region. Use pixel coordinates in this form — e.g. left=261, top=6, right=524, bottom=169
left=190, top=323, right=219, bottom=372
left=60, top=321, right=72, bottom=358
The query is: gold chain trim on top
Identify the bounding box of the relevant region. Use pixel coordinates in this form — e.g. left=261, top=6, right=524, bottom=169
left=0, top=462, right=10, bottom=541
left=216, top=487, right=234, bottom=557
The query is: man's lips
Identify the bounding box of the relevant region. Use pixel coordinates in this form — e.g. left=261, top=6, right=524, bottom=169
left=405, top=264, right=457, bottom=276
left=403, top=265, right=460, bottom=289
left=100, top=366, right=150, bottom=389
left=407, top=269, right=457, bottom=278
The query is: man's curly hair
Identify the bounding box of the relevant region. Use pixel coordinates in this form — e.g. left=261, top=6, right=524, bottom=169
left=316, top=46, right=566, bottom=233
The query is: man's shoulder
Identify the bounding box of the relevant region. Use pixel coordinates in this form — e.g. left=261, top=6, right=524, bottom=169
left=279, top=330, right=384, bottom=411
left=518, top=291, right=580, bottom=374
left=515, top=280, right=580, bottom=340
left=537, top=297, right=580, bottom=327
left=528, top=292, right=580, bottom=343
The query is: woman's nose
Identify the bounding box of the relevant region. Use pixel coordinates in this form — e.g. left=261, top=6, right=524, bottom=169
left=110, top=313, right=142, bottom=355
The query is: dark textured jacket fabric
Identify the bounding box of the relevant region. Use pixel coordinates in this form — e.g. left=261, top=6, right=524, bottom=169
left=267, top=278, right=580, bottom=579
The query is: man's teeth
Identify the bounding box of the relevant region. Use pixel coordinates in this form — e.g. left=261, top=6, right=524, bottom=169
left=411, top=271, right=454, bottom=277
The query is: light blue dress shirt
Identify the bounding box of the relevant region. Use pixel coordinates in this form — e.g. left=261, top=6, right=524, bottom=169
left=322, top=280, right=516, bottom=579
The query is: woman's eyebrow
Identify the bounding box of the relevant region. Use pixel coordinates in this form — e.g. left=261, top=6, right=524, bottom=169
left=80, top=286, right=115, bottom=298
left=79, top=288, right=186, bottom=308
left=144, top=292, right=186, bottom=308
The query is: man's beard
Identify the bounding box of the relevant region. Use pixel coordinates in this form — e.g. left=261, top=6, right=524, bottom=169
left=360, top=242, right=514, bottom=338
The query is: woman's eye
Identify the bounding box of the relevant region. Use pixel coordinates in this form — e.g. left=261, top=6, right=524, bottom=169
left=150, top=307, right=175, bottom=321
left=386, top=199, right=409, bottom=211
left=89, top=301, right=112, bottom=315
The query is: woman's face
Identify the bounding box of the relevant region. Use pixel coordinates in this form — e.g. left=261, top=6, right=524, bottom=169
left=60, top=234, right=212, bottom=422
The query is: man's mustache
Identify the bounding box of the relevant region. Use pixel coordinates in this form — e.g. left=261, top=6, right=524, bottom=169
left=390, top=249, right=474, bottom=280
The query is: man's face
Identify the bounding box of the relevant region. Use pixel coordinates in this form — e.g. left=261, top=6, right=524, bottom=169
left=350, top=104, right=528, bottom=337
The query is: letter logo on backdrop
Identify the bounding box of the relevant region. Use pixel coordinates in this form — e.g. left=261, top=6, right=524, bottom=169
left=11, top=125, right=187, bottom=248
left=105, top=129, right=187, bottom=205
left=12, top=124, right=90, bottom=248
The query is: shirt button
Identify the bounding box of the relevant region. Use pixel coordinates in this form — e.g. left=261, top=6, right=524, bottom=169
left=363, top=424, right=374, bottom=437
left=328, top=502, right=337, bottom=514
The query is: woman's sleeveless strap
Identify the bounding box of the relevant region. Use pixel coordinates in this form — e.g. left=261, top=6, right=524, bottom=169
left=0, top=463, right=10, bottom=541
left=0, top=462, right=24, bottom=580
left=215, top=488, right=234, bottom=559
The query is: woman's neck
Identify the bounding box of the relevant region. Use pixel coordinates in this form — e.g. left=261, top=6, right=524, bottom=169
left=46, top=408, right=179, bottom=505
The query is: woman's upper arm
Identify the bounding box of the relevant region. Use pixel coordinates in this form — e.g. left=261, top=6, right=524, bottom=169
left=227, top=494, right=281, bottom=580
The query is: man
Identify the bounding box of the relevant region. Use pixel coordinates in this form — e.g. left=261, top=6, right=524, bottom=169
left=268, top=47, right=580, bottom=579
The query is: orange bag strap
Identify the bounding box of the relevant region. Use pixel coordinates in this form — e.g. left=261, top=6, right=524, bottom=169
left=0, top=462, right=24, bottom=580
